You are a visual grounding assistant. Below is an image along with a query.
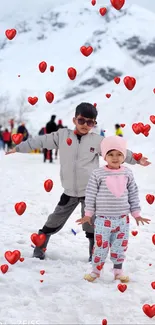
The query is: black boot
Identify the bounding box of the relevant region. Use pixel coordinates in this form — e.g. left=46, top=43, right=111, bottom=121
left=88, top=237, right=94, bottom=262
left=33, top=230, right=52, bottom=260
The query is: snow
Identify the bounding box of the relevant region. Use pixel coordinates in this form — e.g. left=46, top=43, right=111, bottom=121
left=0, top=147, right=155, bottom=324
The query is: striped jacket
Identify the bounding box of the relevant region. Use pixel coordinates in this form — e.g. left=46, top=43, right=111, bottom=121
left=85, top=166, right=141, bottom=218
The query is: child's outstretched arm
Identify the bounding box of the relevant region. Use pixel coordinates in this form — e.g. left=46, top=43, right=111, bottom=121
left=6, top=130, right=60, bottom=154
left=76, top=170, right=98, bottom=225
left=127, top=170, right=150, bottom=225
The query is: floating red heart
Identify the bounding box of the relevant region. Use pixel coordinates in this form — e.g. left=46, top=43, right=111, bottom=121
left=151, top=282, right=155, bottom=289
left=132, top=153, right=142, bottom=161
left=66, top=138, right=72, bottom=146
left=117, top=284, right=127, bottom=292
left=80, top=46, right=93, bottom=57
left=131, top=231, right=138, bottom=236
left=114, top=76, right=121, bottom=84
left=102, top=320, right=107, bottom=325
left=50, top=65, right=54, bottom=72
left=93, top=103, right=97, bottom=108
left=123, top=76, right=136, bottom=90
left=14, top=202, right=27, bottom=215
left=99, top=8, right=107, bottom=16
left=38, top=61, right=47, bottom=73
left=91, top=0, right=96, bottom=5
left=0, top=264, right=9, bottom=274
left=5, top=29, right=17, bottom=40
left=40, top=280, right=44, bottom=283
left=28, top=97, right=38, bottom=105
left=149, top=264, right=152, bottom=266
left=132, top=123, right=142, bottom=135
left=19, top=257, right=24, bottom=262
left=74, top=130, right=78, bottom=135
left=45, top=91, right=54, bottom=103
left=110, top=0, right=125, bottom=10
left=40, top=270, right=45, bottom=275
left=97, top=240, right=102, bottom=247
left=4, top=250, right=21, bottom=265
left=31, top=233, right=46, bottom=247
left=106, top=94, right=111, bottom=98
left=152, top=234, right=155, bottom=245
left=44, top=179, right=53, bottom=192
left=150, top=115, right=155, bottom=124
left=97, top=265, right=103, bottom=271
left=120, top=124, right=125, bottom=128
left=153, top=88, right=155, bottom=94
left=67, top=67, right=77, bottom=80
left=146, top=194, right=154, bottom=205
left=12, top=133, right=23, bottom=145
left=142, top=304, right=155, bottom=318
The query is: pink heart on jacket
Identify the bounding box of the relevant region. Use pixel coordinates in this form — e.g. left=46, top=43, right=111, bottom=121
left=106, top=175, right=127, bottom=198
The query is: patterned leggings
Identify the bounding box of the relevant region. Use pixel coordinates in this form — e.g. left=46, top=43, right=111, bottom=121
left=92, top=215, right=129, bottom=274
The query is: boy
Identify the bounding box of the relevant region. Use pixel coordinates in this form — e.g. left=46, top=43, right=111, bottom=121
left=7, top=103, right=150, bottom=261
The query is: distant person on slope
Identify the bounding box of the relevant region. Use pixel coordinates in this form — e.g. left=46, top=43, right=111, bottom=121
left=17, top=123, right=29, bottom=141
left=55, top=119, right=65, bottom=159
left=76, top=136, right=150, bottom=283
left=115, top=124, right=123, bottom=137
left=44, top=115, right=57, bottom=163
left=6, top=103, right=151, bottom=262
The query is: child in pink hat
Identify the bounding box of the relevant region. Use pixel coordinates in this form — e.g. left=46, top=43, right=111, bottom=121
left=76, top=136, right=150, bottom=282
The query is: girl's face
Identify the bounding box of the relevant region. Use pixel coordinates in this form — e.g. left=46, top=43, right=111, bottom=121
left=105, top=150, right=124, bottom=169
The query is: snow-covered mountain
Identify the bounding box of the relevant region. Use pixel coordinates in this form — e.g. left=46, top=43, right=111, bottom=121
left=0, top=0, right=155, bottom=141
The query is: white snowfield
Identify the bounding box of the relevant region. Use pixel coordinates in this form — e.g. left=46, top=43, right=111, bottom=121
left=0, top=149, right=155, bottom=324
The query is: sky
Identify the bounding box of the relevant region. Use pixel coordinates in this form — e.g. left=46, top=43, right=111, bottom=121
left=130, top=0, right=155, bottom=12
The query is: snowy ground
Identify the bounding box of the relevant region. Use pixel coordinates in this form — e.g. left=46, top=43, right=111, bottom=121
left=0, top=150, right=155, bottom=324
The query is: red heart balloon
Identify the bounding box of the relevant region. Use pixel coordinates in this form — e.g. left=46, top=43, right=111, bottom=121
left=19, top=257, right=24, bottom=262
left=99, top=8, right=107, bottom=16
left=120, top=124, right=125, bottom=128
left=146, top=194, right=154, bottom=205
left=91, top=0, right=96, bottom=5
left=97, top=240, right=102, bottom=247
left=142, top=304, right=155, bottom=318
left=1, top=264, right=9, bottom=274
left=44, top=179, right=53, bottom=192
left=31, top=233, right=46, bottom=247
left=5, top=29, right=17, bottom=40
left=110, top=0, right=125, bottom=10
left=12, top=133, right=23, bottom=145
left=28, top=97, right=38, bottom=105
left=4, top=250, right=21, bottom=264
left=123, top=76, right=136, bottom=90
left=97, top=265, right=103, bottom=271
left=40, top=270, right=45, bottom=275
left=117, top=284, right=127, bottom=292
left=38, top=61, right=47, bottom=73
left=151, top=282, right=155, bottom=289
left=80, top=46, right=93, bottom=57
left=152, top=234, right=155, bottom=245
left=102, top=320, right=107, bottom=325
left=106, top=94, right=111, bottom=98
left=66, top=138, right=72, bottom=146
left=93, top=103, right=97, bottom=108
left=142, top=124, right=151, bottom=134
left=132, top=123, right=142, bottom=135
left=131, top=230, right=138, bottom=236
left=114, top=76, right=121, bottom=84
left=45, top=91, right=54, bottom=103
left=153, top=88, right=155, bottom=93
left=132, top=153, right=142, bottom=161
left=40, top=280, right=44, bottom=283
left=50, top=65, right=54, bottom=72
left=67, top=67, right=77, bottom=80
left=150, top=115, right=155, bottom=124
left=14, top=202, right=27, bottom=215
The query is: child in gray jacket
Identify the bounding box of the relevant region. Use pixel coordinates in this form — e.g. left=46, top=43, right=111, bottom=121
left=7, top=103, right=150, bottom=261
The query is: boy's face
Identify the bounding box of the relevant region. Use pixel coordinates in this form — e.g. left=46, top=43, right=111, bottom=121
left=73, top=115, right=96, bottom=135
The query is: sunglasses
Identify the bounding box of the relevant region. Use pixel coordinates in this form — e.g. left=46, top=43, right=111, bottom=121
left=76, top=118, right=97, bottom=127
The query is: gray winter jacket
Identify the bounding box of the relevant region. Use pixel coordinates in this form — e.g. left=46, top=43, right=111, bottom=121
left=15, top=128, right=137, bottom=197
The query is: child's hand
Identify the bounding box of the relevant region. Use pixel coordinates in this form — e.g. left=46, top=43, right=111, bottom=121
left=76, top=216, right=92, bottom=225
left=135, top=216, right=151, bottom=226
left=5, top=148, right=16, bottom=155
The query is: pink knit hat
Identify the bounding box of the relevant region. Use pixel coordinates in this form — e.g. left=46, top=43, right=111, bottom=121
left=101, top=136, right=127, bottom=160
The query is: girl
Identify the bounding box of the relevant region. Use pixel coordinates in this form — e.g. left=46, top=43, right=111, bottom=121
left=76, top=136, right=150, bottom=283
